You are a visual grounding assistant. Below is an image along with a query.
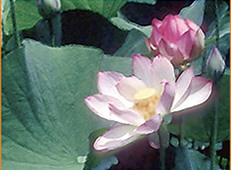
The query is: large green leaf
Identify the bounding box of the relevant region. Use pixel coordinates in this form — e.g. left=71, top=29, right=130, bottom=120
left=113, top=29, right=149, bottom=57
left=3, top=0, right=157, bottom=35
left=62, top=0, right=126, bottom=18
left=3, top=0, right=42, bottom=35
left=3, top=0, right=126, bottom=35
left=5, top=9, right=128, bottom=54
left=178, top=0, right=205, bottom=26
left=110, top=16, right=152, bottom=37
left=205, top=1, right=230, bottom=40
left=2, top=39, right=132, bottom=170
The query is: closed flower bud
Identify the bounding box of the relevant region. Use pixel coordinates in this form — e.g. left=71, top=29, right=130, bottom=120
left=206, top=46, right=225, bottom=81
left=37, top=0, right=61, bottom=19
left=149, top=15, right=205, bottom=67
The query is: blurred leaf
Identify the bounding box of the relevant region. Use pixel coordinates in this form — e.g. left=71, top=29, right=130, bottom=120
left=127, top=0, right=156, bottom=5
left=168, top=74, right=230, bottom=142
left=61, top=0, right=126, bottom=18
left=202, top=1, right=230, bottom=64
left=178, top=0, right=205, bottom=26
left=4, top=1, right=42, bottom=35
left=110, top=16, right=152, bottom=37
left=173, top=147, right=221, bottom=170
left=4, top=0, right=157, bottom=36
left=206, top=1, right=230, bottom=39
left=6, top=10, right=127, bottom=54
left=2, top=0, right=11, bottom=35
left=3, top=0, right=126, bottom=35
left=62, top=0, right=157, bottom=19
left=2, top=39, right=133, bottom=170
left=113, top=29, right=149, bottom=57
left=101, top=55, right=132, bottom=75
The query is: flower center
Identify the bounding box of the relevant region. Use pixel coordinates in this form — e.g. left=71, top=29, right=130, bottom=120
left=132, top=88, right=160, bottom=120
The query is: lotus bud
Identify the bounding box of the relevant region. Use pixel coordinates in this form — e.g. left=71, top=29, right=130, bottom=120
left=149, top=14, right=205, bottom=67
left=206, top=46, right=225, bottom=81
left=37, top=0, right=61, bottom=19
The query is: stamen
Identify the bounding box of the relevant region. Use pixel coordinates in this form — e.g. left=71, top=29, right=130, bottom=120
left=133, top=88, right=160, bottom=120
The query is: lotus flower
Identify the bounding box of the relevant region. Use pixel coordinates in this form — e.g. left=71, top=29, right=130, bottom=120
left=85, top=55, right=212, bottom=151
left=148, top=15, right=205, bottom=67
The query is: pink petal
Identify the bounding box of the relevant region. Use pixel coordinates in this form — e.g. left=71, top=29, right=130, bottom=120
left=171, top=77, right=212, bottom=112
left=156, top=82, right=175, bottom=115
left=160, top=15, right=188, bottom=42
left=148, top=132, right=160, bottom=149
left=172, top=67, right=194, bottom=108
left=132, top=54, right=153, bottom=87
left=116, top=76, right=147, bottom=101
left=109, top=104, right=145, bottom=126
left=94, top=123, right=140, bottom=151
left=152, top=18, right=162, bottom=29
left=151, top=55, right=175, bottom=92
left=85, top=94, right=124, bottom=122
left=189, top=29, right=205, bottom=59
left=97, top=71, right=123, bottom=96
left=158, top=39, right=184, bottom=66
left=98, top=71, right=132, bottom=107
left=185, top=19, right=199, bottom=31
left=176, top=30, right=195, bottom=59
left=173, top=15, right=190, bottom=36
left=150, top=23, right=163, bottom=46
left=160, top=15, right=180, bottom=42
left=135, top=114, right=162, bottom=134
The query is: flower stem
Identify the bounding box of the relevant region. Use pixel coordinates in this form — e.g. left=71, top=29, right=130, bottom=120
left=201, top=52, right=207, bottom=74
left=210, top=97, right=218, bottom=170
left=160, top=144, right=166, bottom=170
left=215, top=0, right=219, bottom=48
left=48, top=13, right=62, bottom=47
left=180, top=116, right=185, bottom=147
left=10, top=0, right=21, bottom=48
left=210, top=1, right=219, bottom=169
left=158, top=127, right=166, bottom=170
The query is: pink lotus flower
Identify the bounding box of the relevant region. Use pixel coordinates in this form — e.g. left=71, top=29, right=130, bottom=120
left=85, top=55, right=212, bottom=151
left=148, top=15, right=205, bottom=67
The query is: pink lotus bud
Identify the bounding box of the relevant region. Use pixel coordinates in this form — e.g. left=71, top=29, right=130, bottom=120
left=149, top=15, right=205, bottom=67
left=37, top=0, right=61, bottom=19
left=206, top=46, right=225, bottom=81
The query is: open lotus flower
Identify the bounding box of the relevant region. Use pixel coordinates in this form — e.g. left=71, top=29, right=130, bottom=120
left=148, top=15, right=205, bottom=67
left=85, top=55, right=212, bottom=151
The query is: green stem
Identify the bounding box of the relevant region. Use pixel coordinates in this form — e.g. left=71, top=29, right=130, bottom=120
left=210, top=1, right=219, bottom=169
left=10, top=0, right=21, bottom=48
left=160, top=145, right=165, bottom=170
left=215, top=0, right=219, bottom=48
left=48, top=13, right=62, bottom=47
left=158, top=128, right=166, bottom=170
left=210, top=98, right=218, bottom=170
left=201, top=51, right=207, bottom=74
left=48, top=19, right=54, bottom=46
left=180, top=116, right=185, bottom=147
